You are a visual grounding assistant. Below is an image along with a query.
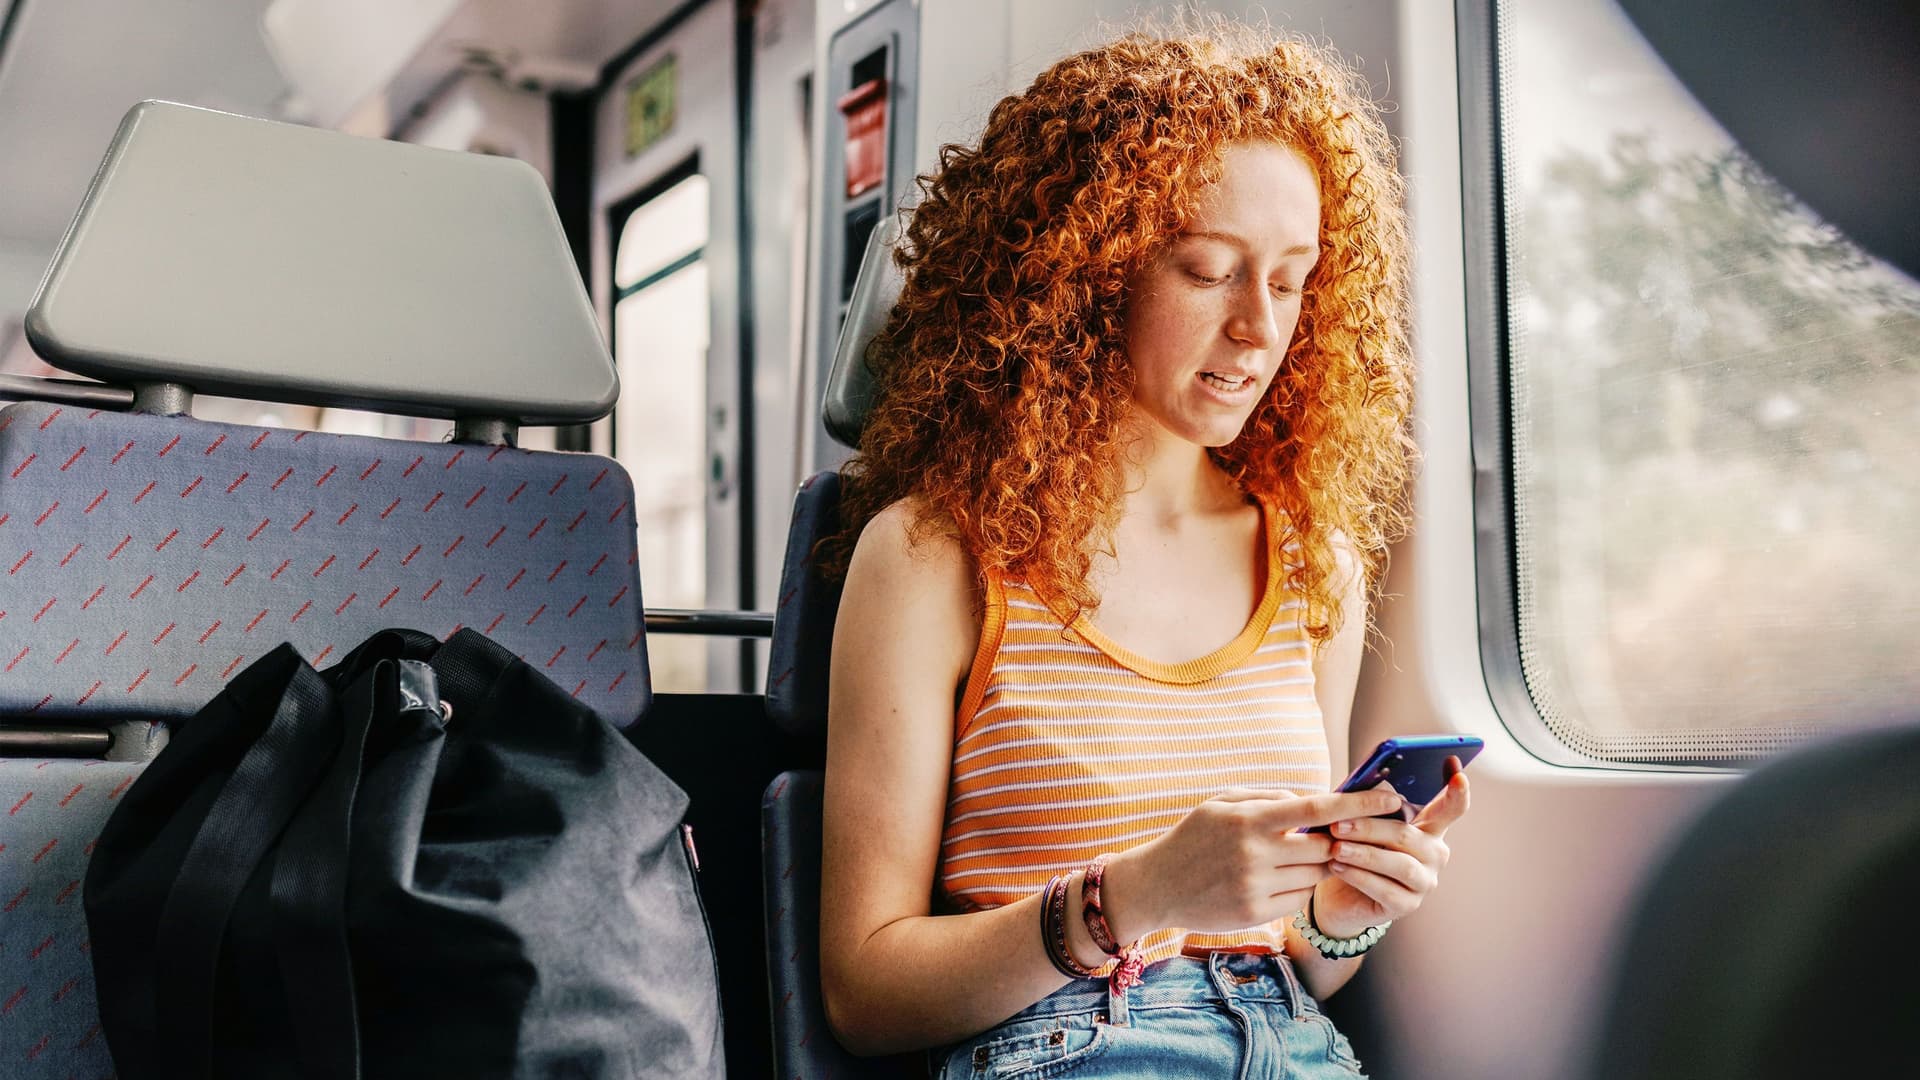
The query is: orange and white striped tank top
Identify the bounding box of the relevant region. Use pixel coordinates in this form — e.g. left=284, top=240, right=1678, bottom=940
left=937, top=499, right=1330, bottom=970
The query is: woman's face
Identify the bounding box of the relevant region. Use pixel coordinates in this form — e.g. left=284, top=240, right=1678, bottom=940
left=1123, top=141, right=1321, bottom=449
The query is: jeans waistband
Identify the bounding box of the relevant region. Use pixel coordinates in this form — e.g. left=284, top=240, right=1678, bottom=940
left=1004, top=951, right=1309, bottom=1027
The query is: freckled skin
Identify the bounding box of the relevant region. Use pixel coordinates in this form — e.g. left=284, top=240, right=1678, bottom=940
left=1123, top=142, right=1322, bottom=449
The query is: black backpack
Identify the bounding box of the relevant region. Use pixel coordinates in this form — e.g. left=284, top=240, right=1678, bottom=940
left=84, top=627, right=724, bottom=1079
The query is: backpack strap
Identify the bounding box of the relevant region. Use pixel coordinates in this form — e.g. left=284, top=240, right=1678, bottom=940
left=148, top=656, right=335, bottom=1079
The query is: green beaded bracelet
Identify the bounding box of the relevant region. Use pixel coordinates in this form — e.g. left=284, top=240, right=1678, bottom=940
left=1292, top=894, right=1391, bottom=960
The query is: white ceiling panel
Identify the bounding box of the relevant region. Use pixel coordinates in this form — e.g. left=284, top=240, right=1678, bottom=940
left=0, top=0, right=288, bottom=250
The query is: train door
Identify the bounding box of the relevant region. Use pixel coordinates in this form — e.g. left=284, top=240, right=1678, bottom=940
left=592, top=1, right=745, bottom=691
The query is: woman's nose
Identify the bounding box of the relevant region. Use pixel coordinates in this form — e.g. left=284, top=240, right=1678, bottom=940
left=1225, top=283, right=1281, bottom=349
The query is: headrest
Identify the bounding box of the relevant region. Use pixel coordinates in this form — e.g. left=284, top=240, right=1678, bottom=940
left=25, top=101, right=616, bottom=425
left=820, top=213, right=904, bottom=448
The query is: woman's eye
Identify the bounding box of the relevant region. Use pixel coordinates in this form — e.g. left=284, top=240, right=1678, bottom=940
left=1270, top=281, right=1301, bottom=298
left=1186, top=270, right=1227, bottom=286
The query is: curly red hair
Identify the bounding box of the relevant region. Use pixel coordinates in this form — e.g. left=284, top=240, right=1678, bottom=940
left=823, top=24, right=1413, bottom=644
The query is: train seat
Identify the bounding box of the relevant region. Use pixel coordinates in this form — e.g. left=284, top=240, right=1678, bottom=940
left=0, top=101, right=652, bottom=1078
left=761, top=215, right=916, bottom=1075
left=1586, top=723, right=1920, bottom=1079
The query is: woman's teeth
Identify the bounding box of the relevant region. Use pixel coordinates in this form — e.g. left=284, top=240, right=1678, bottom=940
left=1201, top=372, right=1253, bottom=391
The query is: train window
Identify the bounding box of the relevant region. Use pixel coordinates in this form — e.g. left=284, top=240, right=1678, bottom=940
left=613, top=170, right=712, bottom=691
left=1497, top=0, right=1920, bottom=762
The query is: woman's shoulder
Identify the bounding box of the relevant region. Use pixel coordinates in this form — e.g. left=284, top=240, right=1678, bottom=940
left=838, top=496, right=982, bottom=682
left=847, top=496, right=978, bottom=605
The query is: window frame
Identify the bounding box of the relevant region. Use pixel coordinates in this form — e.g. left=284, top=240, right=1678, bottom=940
left=1459, top=0, right=1570, bottom=767
left=1456, top=0, right=1738, bottom=772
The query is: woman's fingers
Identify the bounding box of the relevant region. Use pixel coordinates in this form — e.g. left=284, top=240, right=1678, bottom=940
left=1263, top=861, right=1329, bottom=898
left=1309, top=759, right=1473, bottom=928
left=1413, top=768, right=1471, bottom=837
left=1268, top=789, right=1404, bottom=832
left=1330, top=840, right=1434, bottom=895
left=1326, top=861, right=1417, bottom=913
left=1329, top=815, right=1445, bottom=863
left=1329, top=774, right=1469, bottom=849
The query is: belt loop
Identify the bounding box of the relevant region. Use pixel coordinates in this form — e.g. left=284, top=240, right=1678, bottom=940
left=1270, top=953, right=1307, bottom=1020
left=1203, top=951, right=1234, bottom=1001
left=1105, top=967, right=1131, bottom=1027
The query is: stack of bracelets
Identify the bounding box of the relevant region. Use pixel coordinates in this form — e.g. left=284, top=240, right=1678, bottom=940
left=1042, top=854, right=1393, bottom=988
left=1039, top=853, right=1146, bottom=994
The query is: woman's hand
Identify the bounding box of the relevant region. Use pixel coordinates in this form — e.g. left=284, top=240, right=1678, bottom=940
left=1103, top=785, right=1407, bottom=941
left=1311, top=759, right=1472, bottom=937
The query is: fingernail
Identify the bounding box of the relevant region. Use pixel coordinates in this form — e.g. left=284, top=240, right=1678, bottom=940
left=1329, top=862, right=1349, bottom=874
left=1334, top=820, right=1353, bottom=835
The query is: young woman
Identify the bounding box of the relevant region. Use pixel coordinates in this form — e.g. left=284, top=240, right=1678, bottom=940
left=817, top=24, right=1469, bottom=1077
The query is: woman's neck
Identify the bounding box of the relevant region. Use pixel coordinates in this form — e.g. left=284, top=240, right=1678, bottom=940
left=1117, top=416, right=1244, bottom=523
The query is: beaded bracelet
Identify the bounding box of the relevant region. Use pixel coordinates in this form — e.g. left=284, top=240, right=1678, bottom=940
left=1040, top=873, right=1099, bottom=979
left=1292, top=891, right=1392, bottom=960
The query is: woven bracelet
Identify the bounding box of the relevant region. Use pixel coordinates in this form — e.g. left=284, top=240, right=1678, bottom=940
left=1080, top=854, right=1123, bottom=954
left=1041, top=873, right=1099, bottom=979
left=1080, top=855, right=1148, bottom=994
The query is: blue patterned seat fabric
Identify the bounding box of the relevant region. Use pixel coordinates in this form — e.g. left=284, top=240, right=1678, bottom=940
left=761, top=769, right=923, bottom=1079
left=759, top=208, right=907, bottom=1076
left=0, top=400, right=648, bottom=726
left=0, top=757, right=143, bottom=1073
left=763, top=472, right=936, bottom=1075
left=0, top=398, right=651, bottom=1079
left=765, top=471, right=842, bottom=741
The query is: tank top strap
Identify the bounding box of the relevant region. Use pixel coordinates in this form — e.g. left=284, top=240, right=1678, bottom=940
left=955, top=569, right=1008, bottom=740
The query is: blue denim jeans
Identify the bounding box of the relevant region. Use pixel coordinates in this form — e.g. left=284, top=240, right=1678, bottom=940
left=932, top=952, right=1368, bottom=1078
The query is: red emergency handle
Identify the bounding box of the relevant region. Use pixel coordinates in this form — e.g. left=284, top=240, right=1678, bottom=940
left=838, top=78, right=889, bottom=199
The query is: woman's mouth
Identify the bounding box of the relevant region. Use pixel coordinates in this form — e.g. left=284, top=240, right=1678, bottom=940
left=1199, top=371, right=1257, bottom=394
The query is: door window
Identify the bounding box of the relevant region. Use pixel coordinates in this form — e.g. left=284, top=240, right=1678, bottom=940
left=613, top=171, right=712, bottom=692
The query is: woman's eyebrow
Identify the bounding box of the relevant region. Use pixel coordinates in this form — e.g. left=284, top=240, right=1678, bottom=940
left=1181, top=229, right=1317, bottom=257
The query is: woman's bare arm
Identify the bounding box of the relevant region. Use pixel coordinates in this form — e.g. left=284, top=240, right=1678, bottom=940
left=818, top=502, right=1088, bottom=1055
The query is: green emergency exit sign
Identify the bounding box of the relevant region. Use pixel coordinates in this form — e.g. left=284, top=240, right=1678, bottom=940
left=625, top=54, right=678, bottom=158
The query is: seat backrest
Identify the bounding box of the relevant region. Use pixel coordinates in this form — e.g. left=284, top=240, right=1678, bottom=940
left=765, top=471, right=842, bottom=739
left=761, top=769, right=924, bottom=1077
left=764, top=210, right=902, bottom=737
left=760, top=206, right=910, bottom=1076
left=1, top=100, right=650, bottom=1080
left=1585, top=724, right=1920, bottom=1079
left=0, top=402, right=650, bottom=732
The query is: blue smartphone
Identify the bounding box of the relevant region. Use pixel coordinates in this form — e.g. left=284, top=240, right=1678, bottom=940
left=1303, top=734, right=1483, bottom=834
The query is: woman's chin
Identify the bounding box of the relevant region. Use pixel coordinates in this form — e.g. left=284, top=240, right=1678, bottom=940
left=1183, top=408, right=1258, bottom=448
left=1176, top=420, right=1252, bottom=450
left=1129, top=403, right=1255, bottom=451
